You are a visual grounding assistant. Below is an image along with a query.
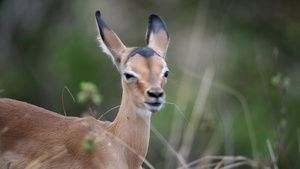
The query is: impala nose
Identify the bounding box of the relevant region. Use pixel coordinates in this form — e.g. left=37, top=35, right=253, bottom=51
left=147, top=90, right=164, bottom=98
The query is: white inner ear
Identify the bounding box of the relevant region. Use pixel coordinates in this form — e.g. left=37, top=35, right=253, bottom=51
left=97, top=35, right=113, bottom=57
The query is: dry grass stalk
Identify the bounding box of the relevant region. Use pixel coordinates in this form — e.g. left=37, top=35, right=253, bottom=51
left=267, top=139, right=278, bottom=169
left=298, top=129, right=300, bottom=162
left=165, top=0, right=210, bottom=167
left=179, top=66, right=215, bottom=160
left=177, top=155, right=259, bottom=169
left=151, top=125, right=187, bottom=168
left=25, top=146, right=67, bottom=169
left=101, top=127, right=155, bottom=169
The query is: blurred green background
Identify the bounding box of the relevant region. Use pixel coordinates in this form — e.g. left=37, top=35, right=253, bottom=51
left=0, top=0, right=299, bottom=168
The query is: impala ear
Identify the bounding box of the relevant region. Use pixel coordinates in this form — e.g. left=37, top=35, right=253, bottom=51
left=146, top=14, right=169, bottom=58
left=95, top=10, right=126, bottom=69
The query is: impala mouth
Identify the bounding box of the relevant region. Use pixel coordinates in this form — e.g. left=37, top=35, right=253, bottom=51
left=144, top=100, right=164, bottom=112
left=145, top=102, right=162, bottom=107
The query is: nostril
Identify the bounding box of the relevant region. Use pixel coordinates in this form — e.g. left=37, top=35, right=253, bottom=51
left=147, top=91, right=156, bottom=98
left=157, top=92, right=163, bottom=98
left=147, top=91, right=164, bottom=98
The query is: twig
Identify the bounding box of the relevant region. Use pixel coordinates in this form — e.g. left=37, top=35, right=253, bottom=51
left=98, top=105, right=120, bottom=120
left=267, top=139, right=278, bottom=169
left=214, top=159, right=224, bottom=169
left=273, top=74, right=289, bottom=159
left=88, top=107, right=98, bottom=117
left=183, top=67, right=259, bottom=159
left=102, top=128, right=155, bottom=169
left=165, top=0, right=210, bottom=167
left=196, top=162, right=219, bottom=169
left=220, top=161, right=247, bottom=169
left=179, top=66, right=215, bottom=160
left=176, top=156, right=207, bottom=169
left=151, top=125, right=187, bottom=168
left=253, top=42, right=276, bottom=132
left=61, top=86, right=76, bottom=116
left=177, top=155, right=258, bottom=169
left=165, top=102, right=189, bottom=124
left=297, top=129, right=300, bottom=162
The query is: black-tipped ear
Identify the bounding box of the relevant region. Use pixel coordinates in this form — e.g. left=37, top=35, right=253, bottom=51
left=95, top=10, right=104, bottom=40
left=146, top=14, right=169, bottom=58
left=95, top=10, right=126, bottom=70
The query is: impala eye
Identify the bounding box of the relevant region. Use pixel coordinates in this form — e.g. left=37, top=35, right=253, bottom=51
left=124, top=73, right=135, bottom=80
left=164, top=71, right=169, bottom=78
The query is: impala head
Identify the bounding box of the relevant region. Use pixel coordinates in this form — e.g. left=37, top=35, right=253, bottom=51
left=95, top=10, right=169, bottom=113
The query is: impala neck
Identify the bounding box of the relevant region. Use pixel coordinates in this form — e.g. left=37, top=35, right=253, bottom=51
left=109, top=88, right=151, bottom=167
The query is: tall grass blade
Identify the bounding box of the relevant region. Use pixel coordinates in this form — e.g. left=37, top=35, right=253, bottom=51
left=178, top=66, right=214, bottom=160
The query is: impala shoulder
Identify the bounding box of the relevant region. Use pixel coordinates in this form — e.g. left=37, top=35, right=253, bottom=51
left=75, top=116, right=111, bottom=132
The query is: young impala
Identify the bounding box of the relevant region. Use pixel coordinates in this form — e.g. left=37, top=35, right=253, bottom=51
left=0, top=10, right=169, bottom=169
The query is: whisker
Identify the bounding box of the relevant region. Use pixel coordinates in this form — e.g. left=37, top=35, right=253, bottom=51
left=98, top=105, right=121, bottom=120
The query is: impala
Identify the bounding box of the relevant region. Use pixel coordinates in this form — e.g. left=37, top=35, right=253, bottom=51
left=0, top=10, right=169, bottom=169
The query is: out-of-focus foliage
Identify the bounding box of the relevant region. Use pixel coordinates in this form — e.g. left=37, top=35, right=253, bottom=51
left=77, top=81, right=102, bottom=106
left=0, top=0, right=299, bottom=168
left=81, top=135, right=97, bottom=153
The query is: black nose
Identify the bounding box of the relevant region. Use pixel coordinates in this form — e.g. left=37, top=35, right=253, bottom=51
left=147, top=90, right=164, bottom=98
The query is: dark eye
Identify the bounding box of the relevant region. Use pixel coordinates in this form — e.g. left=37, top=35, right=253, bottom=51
left=164, top=71, right=169, bottom=78
left=124, top=73, right=135, bottom=80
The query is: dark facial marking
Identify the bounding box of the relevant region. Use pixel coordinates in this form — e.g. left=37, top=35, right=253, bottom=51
left=129, top=47, right=160, bottom=58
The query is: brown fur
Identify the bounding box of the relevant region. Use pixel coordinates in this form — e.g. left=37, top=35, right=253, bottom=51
left=0, top=11, right=169, bottom=169
left=0, top=96, right=149, bottom=168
